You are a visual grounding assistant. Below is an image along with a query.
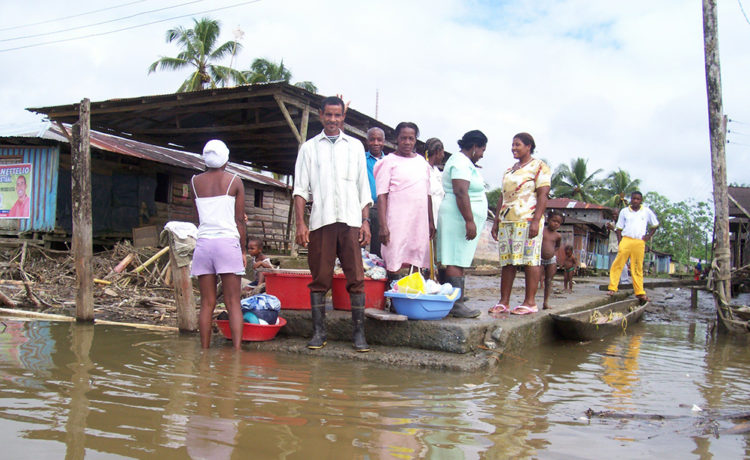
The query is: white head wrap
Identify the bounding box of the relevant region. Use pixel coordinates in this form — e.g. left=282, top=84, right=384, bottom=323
left=203, top=139, right=229, bottom=168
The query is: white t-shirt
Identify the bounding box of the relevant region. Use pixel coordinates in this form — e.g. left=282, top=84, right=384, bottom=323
left=616, top=206, right=659, bottom=239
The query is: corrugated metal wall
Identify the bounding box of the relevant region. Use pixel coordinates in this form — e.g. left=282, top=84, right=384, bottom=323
left=0, top=146, right=60, bottom=232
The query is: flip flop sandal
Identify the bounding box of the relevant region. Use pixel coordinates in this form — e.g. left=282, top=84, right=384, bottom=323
left=511, top=305, right=538, bottom=315
left=488, top=303, right=509, bottom=314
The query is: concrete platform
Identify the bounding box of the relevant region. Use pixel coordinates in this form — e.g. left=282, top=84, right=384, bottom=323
left=237, top=275, right=640, bottom=372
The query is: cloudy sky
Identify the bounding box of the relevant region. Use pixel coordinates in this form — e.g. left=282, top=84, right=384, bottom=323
left=1, top=0, right=748, bottom=203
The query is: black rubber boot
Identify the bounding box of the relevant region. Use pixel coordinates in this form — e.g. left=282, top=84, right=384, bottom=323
left=307, top=292, right=327, bottom=349
left=350, top=293, right=370, bottom=352
left=446, top=276, right=480, bottom=318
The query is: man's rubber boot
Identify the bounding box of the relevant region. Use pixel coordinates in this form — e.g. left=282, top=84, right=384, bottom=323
left=446, top=276, right=480, bottom=318
left=307, top=292, right=327, bottom=349
left=350, top=293, right=370, bottom=352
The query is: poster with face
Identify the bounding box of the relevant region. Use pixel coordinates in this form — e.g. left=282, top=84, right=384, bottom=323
left=0, top=164, right=33, bottom=219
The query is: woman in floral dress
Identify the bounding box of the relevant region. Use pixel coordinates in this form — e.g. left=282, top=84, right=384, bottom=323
left=490, top=133, right=551, bottom=315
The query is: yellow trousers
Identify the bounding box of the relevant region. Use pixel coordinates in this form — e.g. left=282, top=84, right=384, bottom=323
left=608, top=237, right=646, bottom=296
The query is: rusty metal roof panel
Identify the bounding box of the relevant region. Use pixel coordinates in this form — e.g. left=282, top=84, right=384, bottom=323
left=547, top=198, right=612, bottom=210
left=2, top=123, right=289, bottom=189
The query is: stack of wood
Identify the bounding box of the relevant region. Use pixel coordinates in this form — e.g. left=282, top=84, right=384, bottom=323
left=0, top=241, right=193, bottom=327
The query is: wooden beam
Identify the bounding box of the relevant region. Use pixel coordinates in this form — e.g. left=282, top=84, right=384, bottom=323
left=71, top=99, right=94, bottom=322
left=34, top=87, right=284, bottom=119
left=300, top=108, right=310, bottom=141
left=126, top=120, right=289, bottom=135
left=274, top=95, right=302, bottom=144
left=54, top=121, right=73, bottom=143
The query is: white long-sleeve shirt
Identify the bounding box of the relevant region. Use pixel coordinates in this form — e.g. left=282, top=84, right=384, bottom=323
left=293, top=131, right=373, bottom=231
left=616, top=205, right=659, bottom=239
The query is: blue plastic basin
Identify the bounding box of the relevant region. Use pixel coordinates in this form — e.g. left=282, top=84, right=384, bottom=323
left=384, top=289, right=460, bottom=320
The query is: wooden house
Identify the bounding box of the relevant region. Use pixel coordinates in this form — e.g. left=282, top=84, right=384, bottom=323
left=546, top=198, right=616, bottom=270
left=0, top=123, right=290, bottom=249
left=646, top=248, right=673, bottom=274
left=728, top=186, right=750, bottom=268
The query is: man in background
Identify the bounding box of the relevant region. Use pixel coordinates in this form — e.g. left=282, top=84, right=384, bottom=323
left=365, top=127, right=385, bottom=257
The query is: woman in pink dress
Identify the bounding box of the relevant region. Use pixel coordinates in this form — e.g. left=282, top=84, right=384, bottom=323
left=375, top=122, right=434, bottom=281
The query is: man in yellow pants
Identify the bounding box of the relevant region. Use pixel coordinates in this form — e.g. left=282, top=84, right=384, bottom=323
left=608, top=191, right=659, bottom=302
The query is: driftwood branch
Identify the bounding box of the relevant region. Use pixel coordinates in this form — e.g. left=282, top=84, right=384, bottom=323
left=0, top=289, right=16, bottom=308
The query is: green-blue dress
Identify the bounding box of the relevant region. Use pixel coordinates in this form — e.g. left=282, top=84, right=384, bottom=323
left=436, top=153, right=487, bottom=267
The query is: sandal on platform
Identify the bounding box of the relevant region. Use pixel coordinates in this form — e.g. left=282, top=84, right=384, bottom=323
left=511, top=305, right=538, bottom=315
left=488, top=303, right=509, bottom=314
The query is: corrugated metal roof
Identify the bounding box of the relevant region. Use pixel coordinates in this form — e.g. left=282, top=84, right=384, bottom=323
left=1, top=122, right=289, bottom=189
left=547, top=198, right=612, bottom=210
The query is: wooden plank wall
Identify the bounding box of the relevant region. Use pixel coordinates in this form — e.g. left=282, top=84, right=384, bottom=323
left=245, top=185, right=291, bottom=251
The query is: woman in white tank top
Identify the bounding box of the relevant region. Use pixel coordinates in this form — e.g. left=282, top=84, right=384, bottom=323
left=191, top=140, right=247, bottom=350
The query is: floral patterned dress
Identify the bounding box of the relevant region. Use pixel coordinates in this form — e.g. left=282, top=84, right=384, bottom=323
left=497, top=158, right=551, bottom=266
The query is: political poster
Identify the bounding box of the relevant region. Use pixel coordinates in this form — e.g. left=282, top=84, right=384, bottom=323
left=0, top=163, right=33, bottom=219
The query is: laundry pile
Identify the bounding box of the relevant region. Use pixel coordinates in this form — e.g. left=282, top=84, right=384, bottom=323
left=333, top=248, right=387, bottom=280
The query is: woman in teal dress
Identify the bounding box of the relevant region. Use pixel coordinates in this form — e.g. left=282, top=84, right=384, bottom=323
left=437, top=130, right=488, bottom=318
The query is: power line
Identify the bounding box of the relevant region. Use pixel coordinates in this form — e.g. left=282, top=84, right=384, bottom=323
left=0, top=0, right=147, bottom=33
left=728, top=129, right=749, bottom=136
left=728, top=118, right=748, bottom=124
left=739, top=0, right=750, bottom=25
left=1, top=0, right=206, bottom=43
left=0, top=0, right=262, bottom=53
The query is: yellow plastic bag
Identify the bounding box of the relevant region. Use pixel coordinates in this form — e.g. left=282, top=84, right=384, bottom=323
left=396, top=271, right=426, bottom=294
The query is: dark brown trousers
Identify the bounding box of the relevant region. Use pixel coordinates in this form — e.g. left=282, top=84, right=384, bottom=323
left=308, top=223, right=364, bottom=294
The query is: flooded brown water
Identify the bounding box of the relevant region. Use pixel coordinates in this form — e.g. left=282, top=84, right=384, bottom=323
left=1, top=289, right=749, bottom=459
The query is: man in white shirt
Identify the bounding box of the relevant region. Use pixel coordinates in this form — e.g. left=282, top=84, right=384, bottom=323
left=606, top=210, right=629, bottom=284
left=608, top=191, right=659, bottom=302
left=293, top=96, right=373, bottom=352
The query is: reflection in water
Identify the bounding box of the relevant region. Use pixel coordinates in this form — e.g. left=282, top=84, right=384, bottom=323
left=600, top=335, right=642, bottom=411
left=0, top=317, right=747, bottom=459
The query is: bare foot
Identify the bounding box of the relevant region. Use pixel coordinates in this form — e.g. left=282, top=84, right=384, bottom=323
left=543, top=303, right=550, bottom=310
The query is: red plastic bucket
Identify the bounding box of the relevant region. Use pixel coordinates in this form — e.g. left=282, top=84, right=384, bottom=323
left=215, top=317, right=286, bottom=341
left=331, top=275, right=387, bottom=311
left=265, top=271, right=312, bottom=310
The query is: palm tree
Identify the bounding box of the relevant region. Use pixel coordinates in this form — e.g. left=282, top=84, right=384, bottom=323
left=550, top=157, right=603, bottom=202
left=242, top=58, right=318, bottom=93
left=148, top=17, right=244, bottom=92
left=600, top=169, right=641, bottom=208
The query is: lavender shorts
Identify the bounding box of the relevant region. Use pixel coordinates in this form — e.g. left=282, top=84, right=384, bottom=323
left=191, top=238, right=245, bottom=276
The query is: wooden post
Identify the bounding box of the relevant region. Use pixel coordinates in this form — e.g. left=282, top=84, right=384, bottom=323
left=289, top=107, right=310, bottom=258
left=691, top=287, right=698, bottom=309
left=71, top=99, right=94, bottom=322
left=703, top=0, right=731, bottom=306
left=168, top=235, right=198, bottom=332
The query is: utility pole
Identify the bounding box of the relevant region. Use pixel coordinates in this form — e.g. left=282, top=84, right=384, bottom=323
left=702, top=0, right=730, bottom=300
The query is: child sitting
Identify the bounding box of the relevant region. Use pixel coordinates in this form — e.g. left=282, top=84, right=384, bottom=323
left=541, top=211, right=563, bottom=309
left=247, top=238, right=274, bottom=293
left=562, top=245, right=578, bottom=293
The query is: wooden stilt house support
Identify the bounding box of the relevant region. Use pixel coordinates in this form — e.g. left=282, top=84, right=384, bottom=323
left=71, top=99, right=94, bottom=321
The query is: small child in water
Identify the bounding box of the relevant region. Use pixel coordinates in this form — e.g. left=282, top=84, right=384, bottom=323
left=561, top=245, right=578, bottom=293
left=247, top=238, right=274, bottom=288
left=541, top=211, right=564, bottom=309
